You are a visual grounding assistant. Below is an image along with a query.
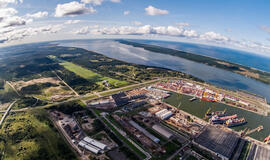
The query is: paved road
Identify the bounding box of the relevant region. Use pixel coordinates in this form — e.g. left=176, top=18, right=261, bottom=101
left=6, top=81, right=20, bottom=96
left=102, top=114, right=151, bottom=160
left=167, top=141, right=191, bottom=160
left=0, top=100, right=17, bottom=128
left=53, top=71, right=79, bottom=96
left=0, top=78, right=163, bottom=113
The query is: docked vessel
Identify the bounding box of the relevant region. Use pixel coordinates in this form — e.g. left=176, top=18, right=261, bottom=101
left=210, top=114, right=238, bottom=124
left=205, top=108, right=227, bottom=118
left=219, top=114, right=237, bottom=121
left=205, top=108, right=212, bottom=118
left=210, top=115, right=225, bottom=124
left=215, top=109, right=226, bottom=117
left=201, top=96, right=216, bottom=102
left=189, top=97, right=197, bottom=102
left=225, top=118, right=247, bottom=127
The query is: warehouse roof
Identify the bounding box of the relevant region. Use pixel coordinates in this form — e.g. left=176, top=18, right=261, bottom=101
left=194, top=126, right=239, bottom=159
left=152, top=124, right=173, bottom=139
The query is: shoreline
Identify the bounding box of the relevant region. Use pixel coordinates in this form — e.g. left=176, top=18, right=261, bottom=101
left=158, top=77, right=269, bottom=116
left=162, top=98, right=268, bottom=145
left=118, top=39, right=270, bottom=86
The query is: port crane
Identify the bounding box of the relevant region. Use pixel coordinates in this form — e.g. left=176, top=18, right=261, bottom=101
left=240, top=125, right=263, bottom=137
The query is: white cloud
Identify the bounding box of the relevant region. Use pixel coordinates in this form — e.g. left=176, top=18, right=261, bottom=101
left=123, top=10, right=130, bottom=15
left=55, top=1, right=96, bottom=17
left=0, top=6, right=32, bottom=28
left=0, top=0, right=23, bottom=8
left=110, top=0, right=121, bottom=3
left=0, top=16, right=31, bottom=28
left=199, top=31, right=230, bottom=43
left=81, top=0, right=103, bottom=6
left=131, top=21, right=142, bottom=26
left=0, top=8, right=17, bottom=18
left=176, top=22, right=189, bottom=27
left=65, top=20, right=81, bottom=24
left=145, top=5, right=168, bottom=16
left=73, top=24, right=270, bottom=55
left=26, top=11, right=48, bottom=19
left=74, top=25, right=99, bottom=34
left=0, top=24, right=62, bottom=43
left=74, top=24, right=198, bottom=38
left=261, top=25, right=270, bottom=34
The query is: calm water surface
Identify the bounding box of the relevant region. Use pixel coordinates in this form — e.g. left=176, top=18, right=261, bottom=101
left=59, top=39, right=270, bottom=103
left=164, top=92, right=270, bottom=141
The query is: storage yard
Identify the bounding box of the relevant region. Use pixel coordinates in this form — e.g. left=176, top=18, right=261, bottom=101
left=154, top=79, right=270, bottom=115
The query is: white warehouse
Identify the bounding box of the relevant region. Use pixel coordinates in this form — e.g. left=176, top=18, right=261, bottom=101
left=78, top=140, right=101, bottom=154
left=155, top=109, right=173, bottom=120
left=83, top=137, right=107, bottom=150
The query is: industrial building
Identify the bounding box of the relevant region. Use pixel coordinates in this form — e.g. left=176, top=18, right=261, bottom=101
left=152, top=124, right=173, bottom=139
left=128, top=120, right=160, bottom=143
left=83, top=137, right=107, bottom=150
left=111, top=92, right=129, bottom=107
left=253, top=145, right=270, bottom=160
left=78, top=136, right=108, bottom=154
left=155, top=109, right=173, bottom=120
left=89, top=99, right=116, bottom=110
left=78, top=140, right=101, bottom=154
left=193, top=126, right=240, bottom=160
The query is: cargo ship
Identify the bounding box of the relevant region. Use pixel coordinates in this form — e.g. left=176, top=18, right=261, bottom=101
left=225, top=118, right=247, bottom=127
left=205, top=108, right=226, bottom=118
left=264, top=135, right=270, bottom=144
left=201, top=96, right=216, bottom=102
left=215, top=109, right=227, bottom=117
left=219, top=114, right=237, bottom=121
left=210, top=114, right=237, bottom=124
left=210, top=115, right=225, bottom=124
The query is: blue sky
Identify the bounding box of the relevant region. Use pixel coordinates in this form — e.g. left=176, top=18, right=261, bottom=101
left=1, top=0, right=270, bottom=56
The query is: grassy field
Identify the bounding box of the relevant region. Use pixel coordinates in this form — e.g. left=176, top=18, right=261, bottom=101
left=99, top=79, right=159, bottom=96
left=0, top=109, right=77, bottom=160
left=60, top=61, right=101, bottom=80
left=59, top=61, right=129, bottom=88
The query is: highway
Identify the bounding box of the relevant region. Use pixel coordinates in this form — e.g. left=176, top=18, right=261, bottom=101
left=0, top=78, right=162, bottom=113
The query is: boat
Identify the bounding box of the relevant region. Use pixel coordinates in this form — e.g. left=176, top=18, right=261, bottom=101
left=225, top=118, right=247, bottom=127
left=189, top=97, right=197, bottom=102
left=219, top=114, right=237, bottom=121
left=201, top=97, right=216, bottom=102
left=210, top=115, right=225, bottom=124
left=205, top=108, right=212, bottom=118
left=205, top=109, right=226, bottom=118
left=215, top=109, right=226, bottom=117
left=264, top=135, right=270, bottom=144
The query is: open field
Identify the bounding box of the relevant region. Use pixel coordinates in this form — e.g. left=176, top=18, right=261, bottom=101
left=60, top=61, right=129, bottom=88
left=0, top=109, right=77, bottom=160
